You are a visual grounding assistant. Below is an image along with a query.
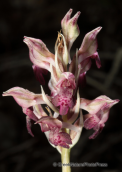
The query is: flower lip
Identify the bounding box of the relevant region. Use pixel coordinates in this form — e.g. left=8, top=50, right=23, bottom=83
left=49, top=131, right=72, bottom=148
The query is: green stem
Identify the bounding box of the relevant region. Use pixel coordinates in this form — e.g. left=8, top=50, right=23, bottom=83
left=61, top=145, right=71, bottom=172
left=61, top=116, right=71, bottom=172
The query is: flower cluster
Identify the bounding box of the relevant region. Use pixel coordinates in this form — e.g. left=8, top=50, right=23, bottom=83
left=3, top=9, right=119, bottom=151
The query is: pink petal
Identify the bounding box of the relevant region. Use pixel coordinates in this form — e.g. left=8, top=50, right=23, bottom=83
left=31, top=52, right=51, bottom=71
left=51, top=95, right=60, bottom=107
left=58, top=132, right=72, bottom=144
left=59, top=87, right=73, bottom=98
left=89, top=124, right=103, bottom=139
left=80, top=58, right=92, bottom=74
left=52, top=88, right=75, bottom=115
left=40, top=123, right=51, bottom=132
left=78, top=27, right=102, bottom=63
left=59, top=104, right=69, bottom=116
left=51, top=73, right=76, bottom=116
left=24, top=36, right=55, bottom=71
left=23, top=107, right=38, bottom=121
left=99, top=99, right=119, bottom=125
left=83, top=114, right=100, bottom=129
left=80, top=96, right=119, bottom=115
left=3, top=87, right=45, bottom=108
left=61, top=9, right=81, bottom=51
left=49, top=131, right=72, bottom=148
left=35, top=116, right=62, bottom=132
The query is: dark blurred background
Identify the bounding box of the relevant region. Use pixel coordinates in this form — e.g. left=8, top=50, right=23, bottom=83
left=0, top=0, right=122, bottom=172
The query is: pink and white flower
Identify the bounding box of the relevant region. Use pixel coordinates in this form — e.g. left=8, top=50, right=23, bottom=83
left=80, top=96, right=119, bottom=139
left=2, top=9, right=119, bottom=151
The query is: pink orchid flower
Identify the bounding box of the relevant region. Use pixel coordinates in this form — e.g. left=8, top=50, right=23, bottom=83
left=24, top=104, right=78, bottom=148
left=80, top=96, right=119, bottom=139
left=3, top=9, right=119, bottom=151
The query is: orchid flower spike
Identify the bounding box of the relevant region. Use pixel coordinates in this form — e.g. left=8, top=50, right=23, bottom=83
left=2, top=9, right=119, bottom=153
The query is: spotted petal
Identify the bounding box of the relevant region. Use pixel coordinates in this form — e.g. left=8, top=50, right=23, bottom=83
left=49, top=131, right=72, bottom=148
left=35, top=116, right=62, bottom=132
